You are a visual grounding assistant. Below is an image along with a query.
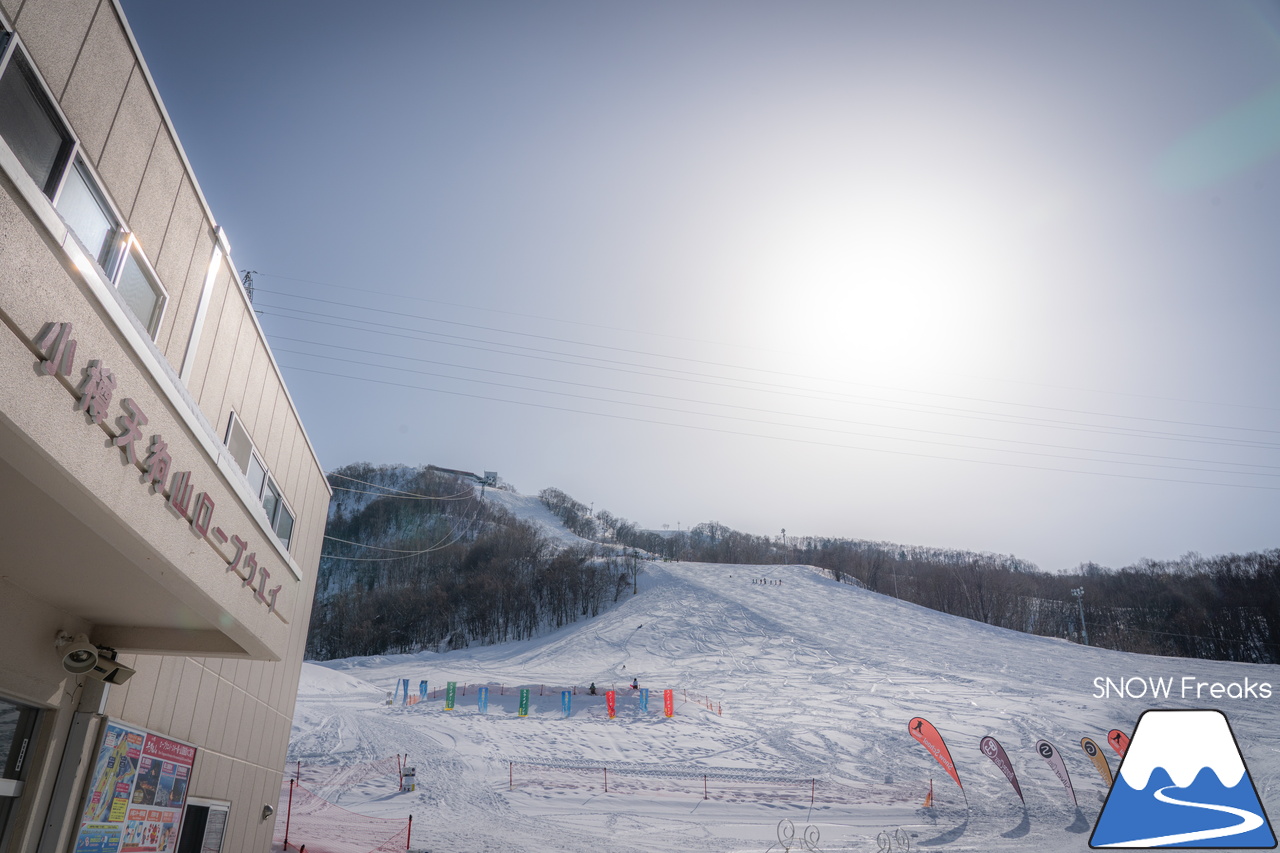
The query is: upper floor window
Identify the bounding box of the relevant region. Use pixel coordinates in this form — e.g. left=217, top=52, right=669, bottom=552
left=225, top=412, right=295, bottom=551
left=0, top=37, right=165, bottom=339
left=0, top=49, right=71, bottom=196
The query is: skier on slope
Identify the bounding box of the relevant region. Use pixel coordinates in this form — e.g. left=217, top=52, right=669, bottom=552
left=589, top=682, right=597, bottom=695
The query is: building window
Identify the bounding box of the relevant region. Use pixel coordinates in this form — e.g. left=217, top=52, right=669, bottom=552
left=0, top=695, right=40, bottom=848
left=0, top=48, right=72, bottom=197
left=224, top=412, right=295, bottom=551
left=176, top=799, right=229, bottom=853
left=116, top=240, right=166, bottom=336
left=56, top=158, right=123, bottom=274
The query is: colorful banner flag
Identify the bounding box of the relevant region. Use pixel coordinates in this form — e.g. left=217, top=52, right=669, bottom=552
left=1035, top=739, right=1077, bottom=806
left=639, top=688, right=649, bottom=713
left=980, top=735, right=1023, bottom=803
left=1107, top=729, right=1130, bottom=757
left=663, top=689, right=674, bottom=717
left=477, top=686, right=489, bottom=714
left=1080, top=736, right=1113, bottom=785
left=518, top=689, right=530, bottom=717
left=445, top=681, right=457, bottom=710
left=561, top=690, right=571, bottom=719
left=401, top=678, right=410, bottom=704
left=908, top=718, right=963, bottom=792
left=418, top=680, right=428, bottom=701
left=606, top=690, right=616, bottom=719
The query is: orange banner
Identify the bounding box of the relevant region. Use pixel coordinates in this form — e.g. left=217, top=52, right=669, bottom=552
left=909, top=717, right=963, bottom=791
left=606, top=690, right=616, bottom=719
left=1080, top=736, right=1113, bottom=785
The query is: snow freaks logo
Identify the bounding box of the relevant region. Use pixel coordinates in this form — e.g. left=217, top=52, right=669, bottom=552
left=1090, top=709, right=1276, bottom=848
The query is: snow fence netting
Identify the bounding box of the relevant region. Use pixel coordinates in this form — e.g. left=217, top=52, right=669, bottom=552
left=274, top=756, right=409, bottom=853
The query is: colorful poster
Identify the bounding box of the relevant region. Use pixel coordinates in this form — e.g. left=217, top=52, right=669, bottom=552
left=1035, top=739, right=1077, bottom=806
left=518, top=689, right=530, bottom=717
left=980, top=735, right=1024, bottom=803
left=663, top=689, right=674, bottom=717
left=908, top=718, right=963, bottom=792
left=639, top=688, right=649, bottom=713
left=606, top=690, right=616, bottom=719
left=445, top=681, right=457, bottom=710
left=477, top=686, right=489, bottom=714
left=1081, top=736, right=1114, bottom=785
left=72, top=721, right=197, bottom=853
left=561, top=690, right=571, bottom=719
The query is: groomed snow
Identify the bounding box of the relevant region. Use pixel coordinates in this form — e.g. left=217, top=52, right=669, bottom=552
left=283, top=557, right=1280, bottom=853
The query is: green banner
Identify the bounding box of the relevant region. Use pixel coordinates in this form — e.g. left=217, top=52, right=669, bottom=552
left=445, top=681, right=457, bottom=710
left=518, top=688, right=530, bottom=717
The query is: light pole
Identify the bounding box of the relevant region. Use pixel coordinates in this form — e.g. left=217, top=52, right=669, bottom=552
left=1072, top=587, right=1089, bottom=646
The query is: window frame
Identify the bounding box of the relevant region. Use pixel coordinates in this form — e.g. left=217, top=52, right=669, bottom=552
left=52, top=154, right=126, bottom=279
left=224, top=411, right=295, bottom=552
left=112, top=234, right=169, bottom=337
left=0, top=38, right=74, bottom=198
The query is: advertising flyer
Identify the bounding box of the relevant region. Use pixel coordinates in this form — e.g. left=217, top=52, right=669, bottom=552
left=73, top=721, right=197, bottom=853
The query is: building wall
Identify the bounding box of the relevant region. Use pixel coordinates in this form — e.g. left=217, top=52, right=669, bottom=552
left=0, top=2, right=330, bottom=852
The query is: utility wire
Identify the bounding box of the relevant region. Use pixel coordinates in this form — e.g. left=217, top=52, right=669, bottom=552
left=254, top=289, right=1280, bottom=439
left=258, top=307, right=1280, bottom=452
left=276, top=340, right=1280, bottom=476
left=277, top=362, right=1280, bottom=492
left=328, top=470, right=474, bottom=500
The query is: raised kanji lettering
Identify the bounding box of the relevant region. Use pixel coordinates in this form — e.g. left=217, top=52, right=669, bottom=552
left=112, top=398, right=147, bottom=464
left=36, top=322, right=77, bottom=378
left=254, top=565, right=271, bottom=601
left=190, top=493, right=215, bottom=537
left=264, top=585, right=282, bottom=614
left=168, top=470, right=194, bottom=518
left=241, top=552, right=258, bottom=588
left=227, top=534, right=247, bottom=574
left=141, top=436, right=171, bottom=493
left=75, top=361, right=116, bottom=425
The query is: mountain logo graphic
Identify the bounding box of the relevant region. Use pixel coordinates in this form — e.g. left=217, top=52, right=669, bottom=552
left=1090, top=709, right=1276, bottom=848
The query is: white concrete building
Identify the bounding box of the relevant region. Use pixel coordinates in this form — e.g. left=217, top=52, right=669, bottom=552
left=0, top=2, right=330, bottom=851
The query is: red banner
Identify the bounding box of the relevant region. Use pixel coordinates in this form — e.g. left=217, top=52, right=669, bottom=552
left=606, top=690, right=616, bottom=719
left=1107, top=729, right=1130, bottom=757
left=663, top=689, right=674, bottom=717
left=908, top=717, right=962, bottom=791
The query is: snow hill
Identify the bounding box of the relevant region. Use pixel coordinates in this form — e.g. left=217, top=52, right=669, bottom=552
left=286, top=495, right=1280, bottom=853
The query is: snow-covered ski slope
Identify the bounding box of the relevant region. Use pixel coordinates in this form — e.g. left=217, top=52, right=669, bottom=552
left=290, top=493, right=1280, bottom=853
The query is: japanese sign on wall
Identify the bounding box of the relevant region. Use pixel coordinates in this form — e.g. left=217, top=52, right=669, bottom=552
left=34, top=320, right=286, bottom=621
left=72, top=720, right=197, bottom=853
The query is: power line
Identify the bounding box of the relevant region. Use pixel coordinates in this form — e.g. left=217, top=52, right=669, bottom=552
left=257, top=307, right=1280, bottom=452
left=274, top=345, right=1280, bottom=480
left=253, top=292, right=1280, bottom=439
left=277, top=361, right=1280, bottom=493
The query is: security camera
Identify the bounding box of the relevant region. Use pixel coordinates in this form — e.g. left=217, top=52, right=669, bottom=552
left=87, top=647, right=135, bottom=685
left=56, top=632, right=99, bottom=675
left=54, top=632, right=136, bottom=684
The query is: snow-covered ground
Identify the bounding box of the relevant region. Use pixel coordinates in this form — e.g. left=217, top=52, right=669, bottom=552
left=283, top=491, right=1279, bottom=852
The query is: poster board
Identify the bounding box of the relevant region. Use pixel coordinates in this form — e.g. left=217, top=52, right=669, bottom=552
left=72, top=720, right=197, bottom=853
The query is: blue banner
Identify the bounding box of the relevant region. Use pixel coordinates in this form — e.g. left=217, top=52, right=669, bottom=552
left=419, top=680, right=428, bottom=701
left=561, top=690, right=571, bottom=718
left=401, top=678, right=410, bottom=704
left=477, top=686, right=489, bottom=714
left=639, top=688, right=649, bottom=712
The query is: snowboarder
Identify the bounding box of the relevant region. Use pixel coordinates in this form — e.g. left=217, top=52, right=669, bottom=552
left=589, top=682, right=597, bottom=695
left=630, top=678, right=639, bottom=690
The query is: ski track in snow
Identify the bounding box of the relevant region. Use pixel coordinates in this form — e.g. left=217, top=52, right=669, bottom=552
left=284, top=491, right=1280, bottom=852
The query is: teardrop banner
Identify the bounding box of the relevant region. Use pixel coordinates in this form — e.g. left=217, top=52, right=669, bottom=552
left=1080, top=736, right=1113, bottom=785
left=1107, top=729, right=1130, bottom=757
left=606, top=690, right=616, bottom=719
left=980, top=735, right=1024, bottom=803
left=908, top=718, right=963, bottom=794
left=1035, top=739, right=1077, bottom=806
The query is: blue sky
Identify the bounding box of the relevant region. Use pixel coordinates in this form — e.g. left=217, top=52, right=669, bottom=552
left=122, top=0, right=1280, bottom=571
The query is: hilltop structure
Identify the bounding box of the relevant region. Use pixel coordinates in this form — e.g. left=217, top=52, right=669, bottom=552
left=0, top=3, right=329, bottom=851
